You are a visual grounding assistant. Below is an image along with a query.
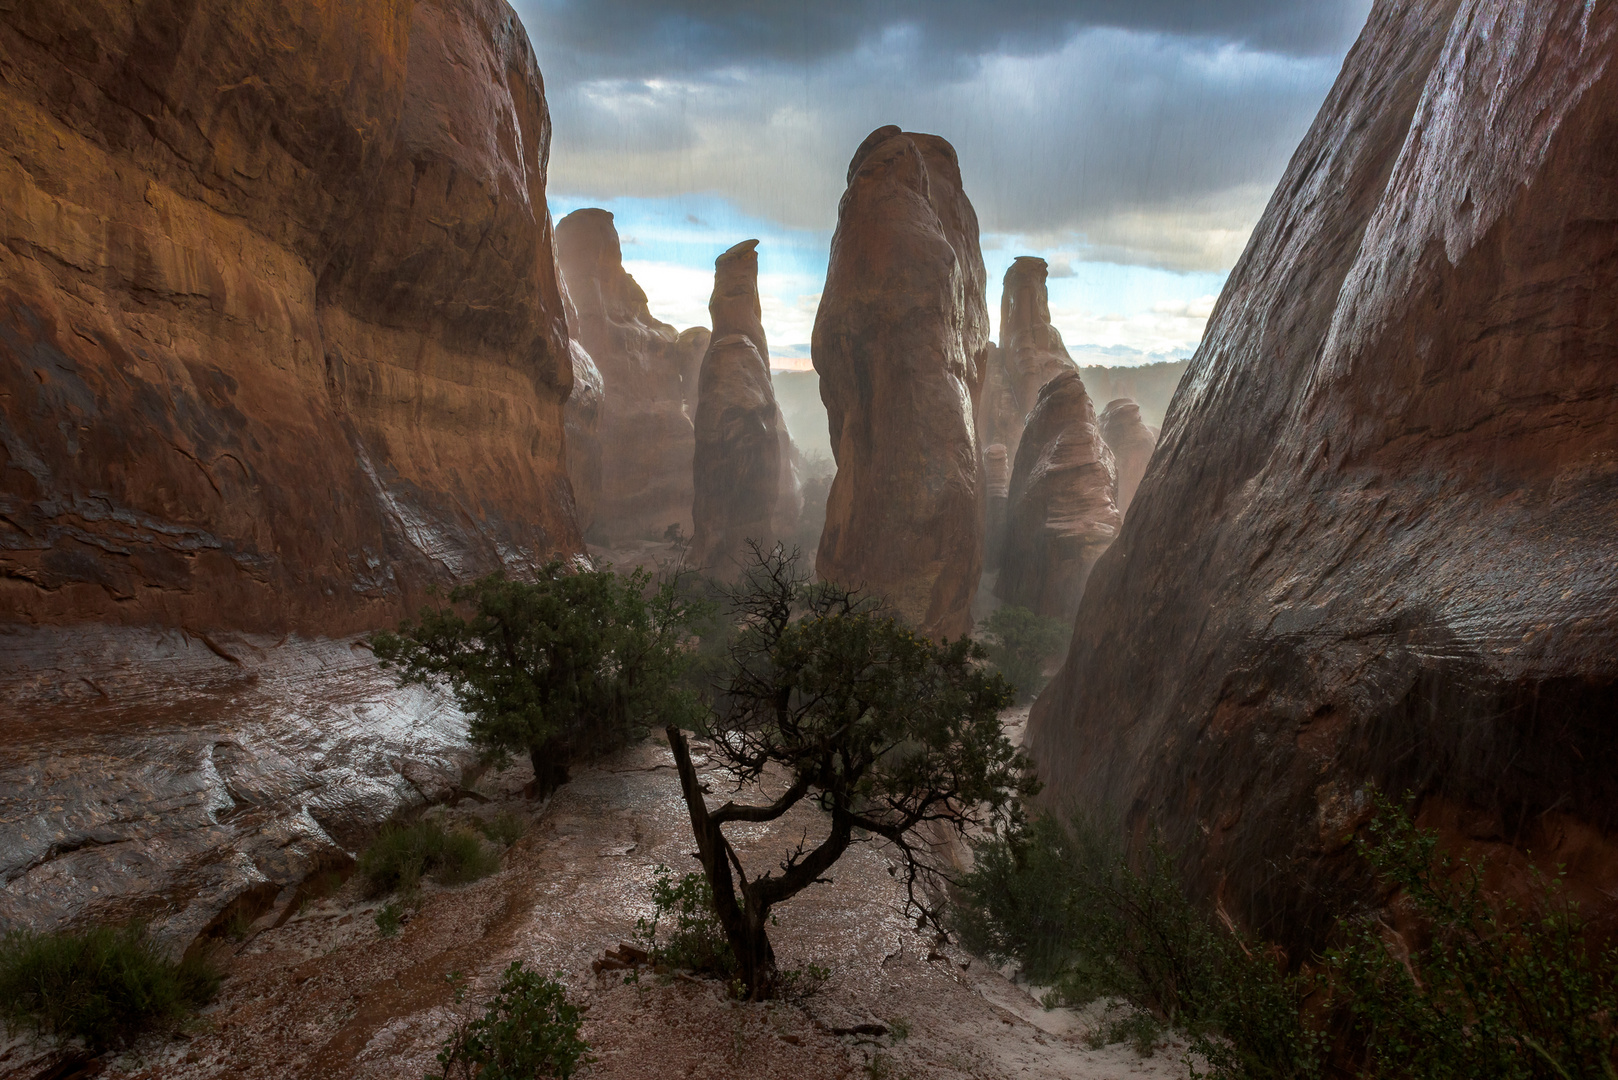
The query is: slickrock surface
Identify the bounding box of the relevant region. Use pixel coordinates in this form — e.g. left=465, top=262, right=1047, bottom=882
left=691, top=241, right=800, bottom=572
left=556, top=208, right=694, bottom=542
left=0, top=0, right=580, bottom=635
left=1029, top=0, right=1618, bottom=951
left=995, top=372, right=1120, bottom=622
left=1097, top=399, right=1157, bottom=518
left=814, top=126, right=990, bottom=638
left=1, top=736, right=1189, bottom=1080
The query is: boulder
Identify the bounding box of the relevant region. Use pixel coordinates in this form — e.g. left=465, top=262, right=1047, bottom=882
left=813, top=126, right=990, bottom=638
left=1097, top=398, right=1157, bottom=517
left=691, top=240, right=800, bottom=571
left=0, top=0, right=580, bottom=636
left=1028, top=0, right=1618, bottom=951
left=555, top=207, right=692, bottom=542
left=995, top=371, right=1120, bottom=621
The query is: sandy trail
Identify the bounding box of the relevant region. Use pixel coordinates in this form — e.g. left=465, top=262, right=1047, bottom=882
left=7, top=737, right=1191, bottom=1080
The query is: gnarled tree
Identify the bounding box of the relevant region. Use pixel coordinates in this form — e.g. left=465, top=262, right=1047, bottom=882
left=667, top=545, right=1034, bottom=998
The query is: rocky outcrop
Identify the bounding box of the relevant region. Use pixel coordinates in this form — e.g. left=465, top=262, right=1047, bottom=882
left=562, top=280, right=605, bottom=533
left=976, top=343, right=1024, bottom=464
left=675, top=326, right=711, bottom=419
left=0, top=0, right=581, bottom=635
left=1097, top=398, right=1157, bottom=517
left=555, top=208, right=692, bottom=542
left=690, top=240, right=799, bottom=571
left=995, top=372, right=1120, bottom=621
left=814, top=126, right=990, bottom=638
left=1028, top=0, right=1618, bottom=951
left=999, top=258, right=1077, bottom=421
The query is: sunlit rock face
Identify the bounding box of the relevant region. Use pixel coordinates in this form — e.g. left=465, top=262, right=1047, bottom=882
left=0, top=0, right=581, bottom=636
left=1029, top=0, right=1618, bottom=952
left=995, top=372, right=1120, bottom=621
left=1097, top=398, right=1157, bottom=517
left=562, top=279, right=605, bottom=534
left=690, top=241, right=800, bottom=572
left=1000, top=257, right=1078, bottom=418
left=814, top=126, right=990, bottom=638
left=555, top=207, right=693, bottom=542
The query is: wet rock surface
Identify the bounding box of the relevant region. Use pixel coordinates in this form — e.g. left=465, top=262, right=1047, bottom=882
left=1097, top=399, right=1157, bottom=518
left=0, top=0, right=580, bottom=635
left=557, top=208, right=696, bottom=543
left=995, top=372, right=1120, bottom=623
left=0, top=627, right=468, bottom=951
left=998, top=258, right=1078, bottom=422
left=691, top=240, right=800, bottom=572
left=1028, top=0, right=1618, bottom=951
left=0, top=736, right=1189, bottom=1080
left=814, top=126, right=990, bottom=638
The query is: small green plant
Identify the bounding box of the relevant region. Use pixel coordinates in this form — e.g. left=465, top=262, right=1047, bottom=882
left=478, top=812, right=528, bottom=847
left=635, top=865, right=737, bottom=979
left=776, top=961, right=831, bottom=1004
left=357, top=818, right=499, bottom=897
left=886, top=1015, right=911, bottom=1041
left=0, top=925, right=220, bottom=1052
left=375, top=901, right=406, bottom=938
left=976, top=605, right=1069, bottom=703
left=428, top=962, right=592, bottom=1080
left=1327, top=794, right=1618, bottom=1079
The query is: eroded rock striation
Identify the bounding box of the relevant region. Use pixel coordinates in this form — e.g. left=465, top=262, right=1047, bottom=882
left=995, top=372, right=1120, bottom=621
left=1029, top=0, right=1618, bottom=950
left=0, top=0, right=581, bottom=636
left=690, top=240, right=799, bottom=571
left=814, top=126, right=989, bottom=638
left=1097, top=398, right=1157, bottom=517
left=555, top=207, right=693, bottom=541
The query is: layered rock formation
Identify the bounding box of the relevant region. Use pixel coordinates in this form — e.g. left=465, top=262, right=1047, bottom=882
left=1029, top=0, right=1618, bottom=950
left=690, top=240, right=800, bottom=571
left=555, top=208, right=693, bottom=541
left=1097, top=398, right=1157, bottom=517
left=0, top=0, right=580, bottom=636
left=814, top=126, right=989, bottom=638
left=995, top=372, right=1120, bottom=621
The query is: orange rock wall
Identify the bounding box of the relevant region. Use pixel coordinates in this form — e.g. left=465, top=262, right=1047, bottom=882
left=0, top=0, right=580, bottom=635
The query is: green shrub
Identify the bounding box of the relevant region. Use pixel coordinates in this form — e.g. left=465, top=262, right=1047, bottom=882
left=1327, top=795, right=1618, bottom=1079
left=356, top=818, right=499, bottom=897
left=635, top=865, right=737, bottom=979
left=0, top=925, right=219, bottom=1052
left=478, top=812, right=528, bottom=847
left=375, top=901, right=405, bottom=938
left=976, top=606, right=1069, bottom=703
left=429, top=962, right=592, bottom=1080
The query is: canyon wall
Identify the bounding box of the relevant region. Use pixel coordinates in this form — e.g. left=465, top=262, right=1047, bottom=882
left=0, top=0, right=581, bottom=636
left=1097, top=398, right=1156, bottom=518
left=1028, top=0, right=1618, bottom=950
left=555, top=208, right=695, bottom=543
left=814, top=126, right=989, bottom=638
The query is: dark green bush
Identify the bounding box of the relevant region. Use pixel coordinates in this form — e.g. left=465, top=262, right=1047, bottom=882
left=356, top=818, right=499, bottom=897
left=478, top=812, right=528, bottom=848
left=0, top=925, right=219, bottom=1052
left=635, top=865, right=738, bottom=979
left=976, top=606, right=1069, bottom=703
left=429, top=962, right=592, bottom=1080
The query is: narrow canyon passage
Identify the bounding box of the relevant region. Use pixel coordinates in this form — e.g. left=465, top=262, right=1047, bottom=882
left=12, top=732, right=1188, bottom=1080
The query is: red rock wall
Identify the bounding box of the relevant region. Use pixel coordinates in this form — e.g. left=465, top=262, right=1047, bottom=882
left=814, top=126, right=989, bottom=638
left=0, top=0, right=580, bottom=635
left=1027, top=0, right=1618, bottom=950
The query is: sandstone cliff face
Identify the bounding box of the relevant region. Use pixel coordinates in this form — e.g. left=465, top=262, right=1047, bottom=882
left=690, top=240, right=798, bottom=571
left=562, top=280, right=605, bottom=533
left=1000, top=258, right=1077, bottom=420
left=0, top=0, right=579, bottom=635
left=1028, top=0, right=1618, bottom=949
left=675, top=326, right=712, bottom=419
left=1097, top=398, right=1157, bottom=517
left=995, top=372, right=1119, bottom=621
left=814, top=126, right=989, bottom=637
left=555, top=208, right=694, bottom=542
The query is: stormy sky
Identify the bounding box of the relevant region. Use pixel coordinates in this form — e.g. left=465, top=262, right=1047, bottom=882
left=515, top=0, right=1371, bottom=366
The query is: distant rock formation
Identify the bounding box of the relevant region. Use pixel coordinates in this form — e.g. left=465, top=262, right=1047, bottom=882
left=976, top=343, right=1024, bottom=463
left=983, top=444, right=1011, bottom=572
left=562, top=280, right=605, bottom=533
left=556, top=208, right=693, bottom=541
left=1028, top=0, right=1618, bottom=952
left=675, top=327, right=712, bottom=420
left=691, top=240, right=800, bottom=571
left=814, top=126, right=990, bottom=638
left=1000, top=257, right=1078, bottom=419
left=995, top=372, right=1120, bottom=621
left=1097, top=398, right=1157, bottom=517
left=0, top=0, right=580, bottom=635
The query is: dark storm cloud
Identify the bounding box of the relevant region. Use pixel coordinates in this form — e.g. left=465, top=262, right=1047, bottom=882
left=523, top=0, right=1368, bottom=78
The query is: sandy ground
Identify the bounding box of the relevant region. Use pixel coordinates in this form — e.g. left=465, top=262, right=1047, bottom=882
left=2, top=734, right=1194, bottom=1080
